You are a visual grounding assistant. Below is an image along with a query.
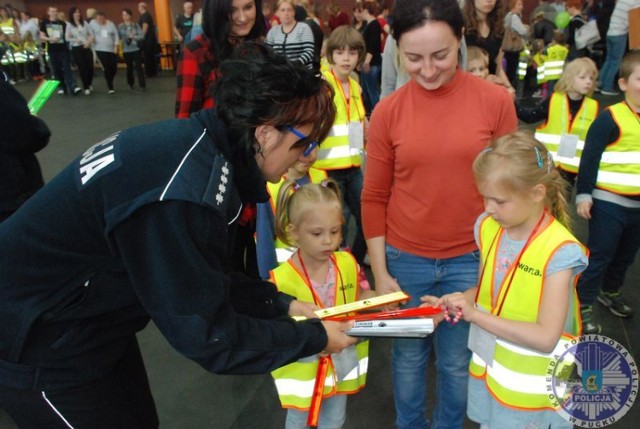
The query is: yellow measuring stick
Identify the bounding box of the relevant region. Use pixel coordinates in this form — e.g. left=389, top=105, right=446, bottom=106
left=293, top=291, right=410, bottom=321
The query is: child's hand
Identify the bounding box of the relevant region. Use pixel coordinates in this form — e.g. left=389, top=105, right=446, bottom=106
left=435, top=292, right=475, bottom=323
left=576, top=201, right=592, bottom=220
left=288, top=299, right=321, bottom=319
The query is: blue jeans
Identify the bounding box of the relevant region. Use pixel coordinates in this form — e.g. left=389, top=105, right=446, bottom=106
left=285, top=394, right=347, bottom=429
left=577, top=199, right=640, bottom=306
left=599, top=34, right=628, bottom=92
left=327, top=168, right=366, bottom=263
left=360, top=65, right=381, bottom=116
left=386, top=245, right=477, bottom=429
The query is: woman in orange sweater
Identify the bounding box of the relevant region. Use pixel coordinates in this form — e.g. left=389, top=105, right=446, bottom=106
left=361, top=0, right=517, bottom=428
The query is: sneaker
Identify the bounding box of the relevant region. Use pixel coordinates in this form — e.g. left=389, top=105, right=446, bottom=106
left=108, top=89, right=115, bottom=94
left=57, top=89, right=65, bottom=95
left=600, top=89, right=620, bottom=96
left=581, top=306, right=601, bottom=334
left=84, top=89, right=91, bottom=95
left=73, top=87, right=82, bottom=95
left=597, top=292, right=634, bottom=318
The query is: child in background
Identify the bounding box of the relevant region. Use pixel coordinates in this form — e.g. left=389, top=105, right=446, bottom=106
left=269, top=178, right=372, bottom=429
left=315, top=26, right=368, bottom=266
left=466, top=45, right=490, bottom=79
left=255, top=147, right=327, bottom=279
left=467, top=46, right=516, bottom=98
left=21, top=31, right=43, bottom=80
left=543, top=30, right=569, bottom=93
left=428, top=132, right=587, bottom=428
left=575, top=49, right=640, bottom=334
left=530, top=38, right=547, bottom=98
left=518, top=57, right=599, bottom=185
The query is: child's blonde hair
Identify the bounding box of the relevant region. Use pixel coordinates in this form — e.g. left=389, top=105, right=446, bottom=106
left=466, top=45, right=489, bottom=67
left=275, top=178, right=344, bottom=247
left=554, top=57, right=598, bottom=96
left=473, top=131, right=572, bottom=229
left=619, top=49, right=640, bottom=82
left=325, top=25, right=366, bottom=67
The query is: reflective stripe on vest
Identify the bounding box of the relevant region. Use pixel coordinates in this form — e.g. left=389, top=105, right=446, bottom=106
left=544, top=45, right=568, bottom=82
left=535, top=93, right=598, bottom=173
left=470, top=215, right=585, bottom=410
left=594, top=103, right=640, bottom=195
left=470, top=335, right=574, bottom=398
left=269, top=252, right=368, bottom=409
left=314, top=71, right=365, bottom=170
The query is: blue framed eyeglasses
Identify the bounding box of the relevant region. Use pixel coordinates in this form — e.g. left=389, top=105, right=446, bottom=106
left=287, top=126, right=318, bottom=157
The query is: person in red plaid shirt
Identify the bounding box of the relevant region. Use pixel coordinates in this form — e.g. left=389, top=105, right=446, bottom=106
left=175, top=0, right=266, bottom=118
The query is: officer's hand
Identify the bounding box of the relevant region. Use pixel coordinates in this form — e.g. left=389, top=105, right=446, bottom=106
left=288, top=300, right=320, bottom=319
left=321, top=320, right=357, bottom=354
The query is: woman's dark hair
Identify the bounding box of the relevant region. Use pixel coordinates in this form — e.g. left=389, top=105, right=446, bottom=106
left=202, top=0, right=266, bottom=68
left=391, top=0, right=464, bottom=44
left=122, top=8, right=133, bottom=17
left=462, top=0, right=505, bottom=38
left=213, top=42, right=335, bottom=161
left=68, top=6, right=84, bottom=26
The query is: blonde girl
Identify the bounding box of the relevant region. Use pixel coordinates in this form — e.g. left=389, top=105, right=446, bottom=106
left=427, top=132, right=588, bottom=428
left=270, top=178, right=371, bottom=429
left=518, top=57, right=600, bottom=185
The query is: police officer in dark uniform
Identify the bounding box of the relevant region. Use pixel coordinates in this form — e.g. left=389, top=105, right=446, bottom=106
left=0, top=43, right=354, bottom=428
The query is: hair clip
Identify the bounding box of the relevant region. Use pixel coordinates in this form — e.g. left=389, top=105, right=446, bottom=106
left=320, top=180, right=329, bottom=188
left=547, top=152, right=553, bottom=174
left=482, top=147, right=493, bottom=154
left=534, top=146, right=544, bottom=169
left=292, top=183, right=301, bottom=192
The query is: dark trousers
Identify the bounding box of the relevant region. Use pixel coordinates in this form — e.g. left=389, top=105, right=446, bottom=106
left=327, top=167, right=367, bottom=264
left=140, top=39, right=157, bottom=77
left=48, top=49, right=77, bottom=93
left=96, top=51, right=118, bottom=91
left=577, top=199, right=640, bottom=306
left=503, top=50, right=521, bottom=87
left=0, top=337, right=159, bottom=429
left=124, top=50, right=146, bottom=89
left=71, top=46, right=94, bottom=90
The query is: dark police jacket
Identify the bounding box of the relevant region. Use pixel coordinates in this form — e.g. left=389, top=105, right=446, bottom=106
left=0, top=109, right=326, bottom=388
left=0, top=81, right=51, bottom=219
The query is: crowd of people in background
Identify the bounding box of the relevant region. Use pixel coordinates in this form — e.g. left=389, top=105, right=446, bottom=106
left=0, top=2, right=158, bottom=92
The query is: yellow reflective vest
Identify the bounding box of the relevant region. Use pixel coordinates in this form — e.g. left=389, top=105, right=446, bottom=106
left=469, top=215, right=585, bottom=410
left=269, top=252, right=368, bottom=410
left=265, top=168, right=328, bottom=264
left=315, top=70, right=365, bottom=170
left=533, top=53, right=546, bottom=84
left=535, top=92, right=599, bottom=173
left=594, top=102, right=640, bottom=195
left=544, top=44, right=568, bottom=82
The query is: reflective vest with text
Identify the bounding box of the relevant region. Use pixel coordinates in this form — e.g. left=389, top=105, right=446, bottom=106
left=269, top=251, right=368, bottom=410
left=469, top=215, right=585, bottom=410
left=535, top=92, right=599, bottom=173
